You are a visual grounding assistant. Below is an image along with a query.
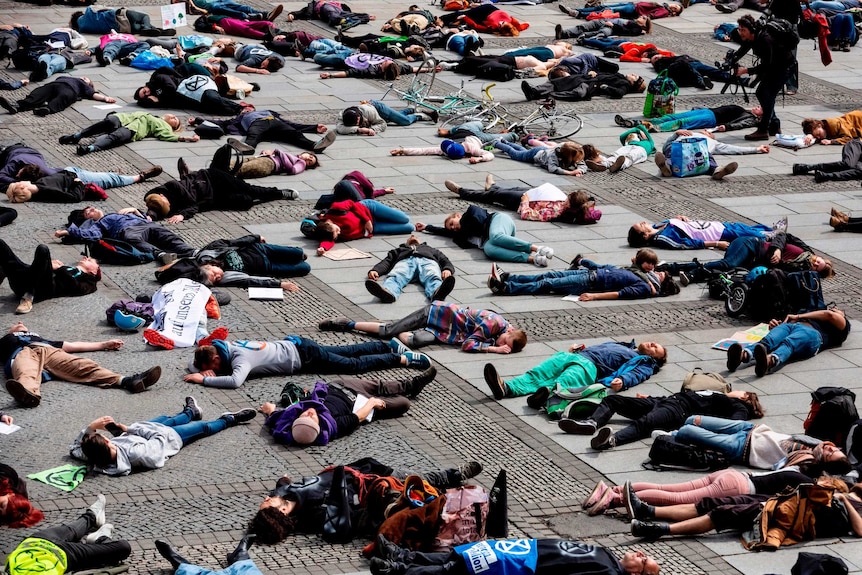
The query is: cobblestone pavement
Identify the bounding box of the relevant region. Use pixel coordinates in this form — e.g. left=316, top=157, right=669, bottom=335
left=1, top=0, right=862, bottom=574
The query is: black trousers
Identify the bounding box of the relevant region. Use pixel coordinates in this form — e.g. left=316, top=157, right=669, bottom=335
left=0, top=241, right=55, bottom=300
left=244, top=118, right=317, bottom=150
left=18, top=84, right=78, bottom=114
left=31, top=511, right=131, bottom=571
left=591, top=395, right=687, bottom=446
left=457, top=185, right=527, bottom=211
left=207, top=167, right=283, bottom=210
left=198, top=89, right=242, bottom=116
left=811, top=140, right=862, bottom=181
left=0, top=206, right=18, bottom=227
left=80, top=115, right=136, bottom=151
left=119, top=224, right=195, bottom=257
left=755, top=73, right=786, bottom=132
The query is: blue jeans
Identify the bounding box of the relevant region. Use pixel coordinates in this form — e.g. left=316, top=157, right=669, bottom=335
left=744, top=322, right=822, bottom=366
left=576, top=3, right=636, bottom=17
left=830, top=13, right=857, bottom=44
left=503, top=269, right=594, bottom=295
left=37, top=54, right=67, bottom=78
left=494, top=141, right=542, bottom=163
left=484, top=213, right=532, bottom=262
left=206, top=0, right=262, bottom=18
left=65, top=167, right=135, bottom=189
left=653, top=109, right=718, bottom=132
left=360, top=200, right=414, bottom=235
left=449, top=121, right=517, bottom=143
left=579, top=258, right=615, bottom=271
left=581, top=37, right=625, bottom=51
left=371, top=100, right=421, bottom=126
left=675, top=416, right=754, bottom=462
left=102, top=40, right=149, bottom=63
left=809, top=0, right=846, bottom=9
left=721, top=222, right=773, bottom=241
left=150, top=408, right=228, bottom=446
left=309, top=39, right=353, bottom=58
left=295, top=337, right=401, bottom=373
left=382, top=257, right=442, bottom=299
left=257, top=244, right=311, bottom=277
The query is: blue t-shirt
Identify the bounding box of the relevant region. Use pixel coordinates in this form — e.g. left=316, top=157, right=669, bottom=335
left=456, top=540, right=539, bottom=575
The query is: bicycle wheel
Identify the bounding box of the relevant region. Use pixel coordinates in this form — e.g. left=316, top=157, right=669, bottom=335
left=440, top=108, right=500, bottom=132
left=409, top=58, right=437, bottom=105
left=521, top=111, right=583, bottom=140
left=725, top=283, right=749, bottom=317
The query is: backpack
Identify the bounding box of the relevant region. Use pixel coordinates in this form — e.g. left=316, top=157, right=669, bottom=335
left=746, top=269, right=791, bottom=321
left=105, top=299, right=155, bottom=326
left=84, top=238, right=155, bottom=266
left=791, top=552, right=848, bottom=575
left=844, top=418, right=862, bottom=471
left=785, top=270, right=827, bottom=315
left=643, top=70, right=678, bottom=118
left=763, top=18, right=800, bottom=51
left=642, top=435, right=731, bottom=472
left=803, top=387, right=858, bottom=446
left=681, top=368, right=731, bottom=393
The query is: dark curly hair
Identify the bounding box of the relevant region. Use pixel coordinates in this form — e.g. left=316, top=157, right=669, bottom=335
left=249, top=506, right=296, bottom=544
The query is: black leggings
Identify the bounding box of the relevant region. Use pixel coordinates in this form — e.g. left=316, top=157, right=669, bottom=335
left=18, top=85, right=79, bottom=114
left=0, top=241, right=55, bottom=300
left=31, top=511, right=131, bottom=571
left=457, top=185, right=527, bottom=211
left=208, top=167, right=283, bottom=209
left=244, top=118, right=318, bottom=150
left=591, top=395, right=687, bottom=446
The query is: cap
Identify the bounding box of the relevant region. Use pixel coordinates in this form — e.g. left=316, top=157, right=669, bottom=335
left=441, top=139, right=466, bottom=159
left=292, top=417, right=320, bottom=445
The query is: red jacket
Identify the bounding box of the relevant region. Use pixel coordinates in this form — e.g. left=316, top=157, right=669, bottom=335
left=464, top=9, right=529, bottom=34
left=319, top=199, right=372, bottom=251
left=617, top=42, right=675, bottom=62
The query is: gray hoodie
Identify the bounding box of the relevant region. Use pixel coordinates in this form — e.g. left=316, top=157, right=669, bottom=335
left=187, top=339, right=302, bottom=389
left=70, top=423, right=183, bottom=476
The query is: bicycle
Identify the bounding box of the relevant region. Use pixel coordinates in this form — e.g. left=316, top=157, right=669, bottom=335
left=440, top=94, right=583, bottom=140
left=381, top=57, right=500, bottom=128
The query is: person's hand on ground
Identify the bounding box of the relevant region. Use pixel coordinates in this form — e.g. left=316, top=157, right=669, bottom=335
left=101, top=339, right=124, bottom=350
left=184, top=373, right=206, bottom=384
left=441, top=270, right=452, bottom=279
left=167, top=215, right=185, bottom=224
left=281, top=281, right=300, bottom=292
left=368, top=271, right=379, bottom=280
left=260, top=402, right=277, bottom=415
left=610, top=378, right=623, bottom=392
left=1, top=414, right=13, bottom=425
left=489, top=344, right=512, bottom=354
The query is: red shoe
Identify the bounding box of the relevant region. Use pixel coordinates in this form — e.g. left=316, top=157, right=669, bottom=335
left=205, top=295, right=221, bottom=319
left=144, top=329, right=175, bottom=350
left=198, top=326, right=229, bottom=347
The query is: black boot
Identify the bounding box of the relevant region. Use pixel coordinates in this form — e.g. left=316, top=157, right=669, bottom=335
left=155, top=540, right=191, bottom=571
left=792, top=164, right=812, bottom=176
left=370, top=558, right=408, bottom=575
left=486, top=469, right=508, bottom=538
left=814, top=171, right=831, bottom=183
left=376, top=533, right=411, bottom=562
left=226, top=533, right=256, bottom=565
left=631, top=519, right=670, bottom=539
left=404, top=366, right=436, bottom=397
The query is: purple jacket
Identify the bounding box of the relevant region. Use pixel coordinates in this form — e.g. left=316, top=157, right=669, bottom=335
left=265, top=381, right=338, bottom=445
left=0, top=145, right=60, bottom=186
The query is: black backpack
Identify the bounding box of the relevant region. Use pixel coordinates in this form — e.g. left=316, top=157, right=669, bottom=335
left=747, top=269, right=791, bottom=321
left=763, top=18, right=800, bottom=51
left=791, top=552, right=848, bottom=575
left=803, top=387, right=858, bottom=446
left=642, top=435, right=730, bottom=472
left=785, top=270, right=826, bottom=315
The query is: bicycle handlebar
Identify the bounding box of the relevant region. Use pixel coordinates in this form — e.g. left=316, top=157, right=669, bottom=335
left=483, top=83, right=496, bottom=101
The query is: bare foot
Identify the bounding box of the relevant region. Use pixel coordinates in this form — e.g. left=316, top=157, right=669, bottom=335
left=484, top=173, right=495, bottom=191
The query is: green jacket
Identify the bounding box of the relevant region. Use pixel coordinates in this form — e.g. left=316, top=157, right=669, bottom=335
left=115, top=112, right=179, bottom=142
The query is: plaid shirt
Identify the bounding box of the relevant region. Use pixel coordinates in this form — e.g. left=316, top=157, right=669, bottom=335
left=426, top=302, right=509, bottom=352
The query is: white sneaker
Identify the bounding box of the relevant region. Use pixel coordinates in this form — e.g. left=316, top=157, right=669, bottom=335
left=533, top=254, right=550, bottom=267
left=85, top=523, right=113, bottom=544
left=537, top=246, right=554, bottom=259
left=89, top=494, right=106, bottom=527
left=651, top=429, right=672, bottom=439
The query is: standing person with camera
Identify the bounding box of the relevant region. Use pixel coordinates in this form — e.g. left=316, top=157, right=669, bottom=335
left=733, top=14, right=797, bottom=141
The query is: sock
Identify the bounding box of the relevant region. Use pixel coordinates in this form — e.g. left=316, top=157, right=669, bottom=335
left=347, top=321, right=356, bottom=329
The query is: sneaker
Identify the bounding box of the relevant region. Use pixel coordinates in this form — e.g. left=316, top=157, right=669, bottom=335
left=609, top=156, right=626, bottom=173
left=586, top=159, right=607, bottom=172
left=5, top=379, right=41, bottom=407
left=526, top=386, right=550, bottom=409
left=487, top=275, right=506, bottom=294
left=77, top=144, right=92, bottom=156
left=444, top=180, right=460, bottom=194
left=185, top=396, right=203, bottom=421
left=614, top=114, right=634, bottom=128
left=554, top=23, right=564, bottom=40
left=655, top=151, right=671, bottom=177
left=483, top=363, right=506, bottom=400
left=678, top=271, right=691, bottom=287
left=402, top=351, right=431, bottom=370
left=389, top=337, right=411, bottom=356
left=220, top=408, right=257, bottom=425
left=144, top=329, right=175, bottom=350
left=33, top=106, right=51, bottom=117
left=160, top=252, right=179, bottom=265
left=631, top=519, right=669, bottom=539
left=227, top=137, right=255, bottom=155
left=267, top=3, right=284, bottom=20
left=536, top=246, right=554, bottom=259
left=120, top=366, right=162, bottom=393
left=197, top=326, right=229, bottom=347
left=650, top=429, right=672, bottom=439
left=85, top=523, right=113, bottom=544
left=432, top=275, right=456, bottom=301
left=715, top=2, right=736, bottom=11
left=490, top=263, right=503, bottom=281
left=623, top=482, right=654, bottom=520
left=568, top=254, right=583, bottom=270
left=405, top=366, right=436, bottom=397
left=89, top=494, right=107, bottom=527
left=15, top=296, right=33, bottom=315
left=588, top=487, right=614, bottom=516
left=318, top=317, right=353, bottom=331
left=712, top=162, right=738, bottom=180
left=533, top=254, right=550, bottom=267
left=366, top=279, right=397, bottom=303
left=590, top=426, right=616, bottom=450
left=558, top=418, right=598, bottom=435
left=313, top=130, right=337, bottom=152
left=753, top=343, right=770, bottom=377
left=457, top=460, right=483, bottom=481
left=139, top=165, right=163, bottom=181
left=772, top=216, right=788, bottom=232
left=281, top=189, right=300, bottom=200
left=583, top=480, right=608, bottom=510
left=59, top=134, right=80, bottom=145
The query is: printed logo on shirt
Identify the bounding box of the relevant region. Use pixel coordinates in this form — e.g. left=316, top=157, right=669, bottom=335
left=235, top=340, right=267, bottom=351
